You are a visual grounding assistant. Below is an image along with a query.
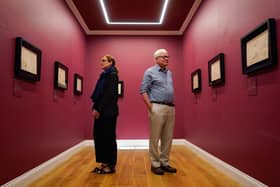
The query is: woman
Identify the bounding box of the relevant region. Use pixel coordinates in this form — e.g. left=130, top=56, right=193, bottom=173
left=90, top=55, right=119, bottom=174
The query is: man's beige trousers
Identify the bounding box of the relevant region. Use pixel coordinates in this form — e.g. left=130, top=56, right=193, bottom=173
left=148, top=103, right=175, bottom=168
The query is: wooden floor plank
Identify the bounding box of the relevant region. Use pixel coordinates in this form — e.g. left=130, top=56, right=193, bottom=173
left=29, top=145, right=242, bottom=187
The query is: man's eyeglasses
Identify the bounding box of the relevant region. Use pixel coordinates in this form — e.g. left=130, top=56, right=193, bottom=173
left=158, top=56, right=169, bottom=59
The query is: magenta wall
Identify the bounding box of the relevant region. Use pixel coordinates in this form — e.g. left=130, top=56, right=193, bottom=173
left=182, top=0, right=280, bottom=186
left=84, top=36, right=185, bottom=140
left=0, top=0, right=87, bottom=185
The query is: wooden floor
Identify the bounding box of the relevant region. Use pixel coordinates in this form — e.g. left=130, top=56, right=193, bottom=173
left=29, top=145, right=242, bottom=187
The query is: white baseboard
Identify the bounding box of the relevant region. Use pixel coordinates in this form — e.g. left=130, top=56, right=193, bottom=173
left=2, top=139, right=267, bottom=187
left=117, top=139, right=149, bottom=149
left=86, top=139, right=149, bottom=150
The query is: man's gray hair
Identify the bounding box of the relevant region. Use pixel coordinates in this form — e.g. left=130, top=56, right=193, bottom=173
left=154, top=49, right=168, bottom=59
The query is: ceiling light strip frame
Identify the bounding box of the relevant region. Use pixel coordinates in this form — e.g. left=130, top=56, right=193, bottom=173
left=99, top=0, right=169, bottom=25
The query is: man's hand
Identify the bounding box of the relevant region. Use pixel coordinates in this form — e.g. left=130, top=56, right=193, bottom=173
left=147, top=103, right=153, bottom=112
left=141, top=92, right=152, bottom=112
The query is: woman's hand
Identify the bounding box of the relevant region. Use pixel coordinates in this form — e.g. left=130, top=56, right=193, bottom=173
left=92, top=110, right=100, bottom=119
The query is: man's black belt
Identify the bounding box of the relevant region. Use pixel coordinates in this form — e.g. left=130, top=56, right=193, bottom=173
left=151, top=101, right=175, bottom=107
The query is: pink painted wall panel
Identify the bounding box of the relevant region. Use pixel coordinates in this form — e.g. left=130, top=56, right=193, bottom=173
left=0, top=0, right=87, bottom=185
left=182, top=0, right=280, bottom=186
left=85, top=36, right=185, bottom=140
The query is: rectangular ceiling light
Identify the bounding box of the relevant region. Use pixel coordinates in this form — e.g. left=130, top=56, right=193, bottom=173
left=99, top=0, right=169, bottom=25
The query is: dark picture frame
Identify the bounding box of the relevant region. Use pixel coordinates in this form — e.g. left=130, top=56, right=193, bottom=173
left=191, top=69, right=201, bottom=93
left=241, top=18, right=277, bottom=74
left=14, top=37, right=42, bottom=81
left=208, top=53, right=225, bottom=86
left=54, top=61, right=68, bottom=90
left=74, top=73, right=83, bottom=95
left=118, top=81, right=124, bottom=97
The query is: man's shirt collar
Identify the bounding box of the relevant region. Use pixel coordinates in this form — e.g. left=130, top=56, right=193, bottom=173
left=155, top=64, right=168, bottom=73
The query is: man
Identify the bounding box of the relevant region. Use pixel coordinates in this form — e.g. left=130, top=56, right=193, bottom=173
left=140, top=49, right=177, bottom=175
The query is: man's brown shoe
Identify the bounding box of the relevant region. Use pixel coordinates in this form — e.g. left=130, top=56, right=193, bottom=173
left=151, top=166, right=164, bottom=175
left=161, top=165, right=177, bottom=173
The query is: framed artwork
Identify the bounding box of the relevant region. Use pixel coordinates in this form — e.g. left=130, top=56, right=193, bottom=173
left=74, top=73, right=83, bottom=95
left=14, top=37, right=42, bottom=81
left=191, top=69, right=201, bottom=93
left=118, top=81, right=124, bottom=97
left=54, top=61, right=68, bottom=90
left=241, top=18, right=277, bottom=74
left=208, top=53, right=225, bottom=86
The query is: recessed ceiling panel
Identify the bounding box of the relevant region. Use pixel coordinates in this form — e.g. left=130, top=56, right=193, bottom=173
left=106, top=0, right=161, bottom=22
left=66, top=0, right=203, bottom=35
